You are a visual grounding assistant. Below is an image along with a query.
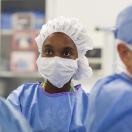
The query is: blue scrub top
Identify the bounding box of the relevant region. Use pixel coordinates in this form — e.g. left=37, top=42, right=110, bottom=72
left=7, top=82, right=89, bottom=132
left=0, top=97, right=32, bottom=132
left=87, top=72, right=132, bottom=132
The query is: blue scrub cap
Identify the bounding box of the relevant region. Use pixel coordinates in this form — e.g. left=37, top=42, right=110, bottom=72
left=114, top=6, right=132, bottom=45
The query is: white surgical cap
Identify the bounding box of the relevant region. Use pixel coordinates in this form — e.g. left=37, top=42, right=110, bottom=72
left=35, top=16, right=93, bottom=56
left=35, top=16, right=93, bottom=80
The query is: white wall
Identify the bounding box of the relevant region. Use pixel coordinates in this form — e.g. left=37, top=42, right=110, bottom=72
left=46, top=0, right=132, bottom=28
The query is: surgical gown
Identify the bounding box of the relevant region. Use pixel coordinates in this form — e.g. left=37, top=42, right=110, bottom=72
left=87, top=72, right=132, bottom=132
left=0, top=97, right=32, bottom=132
left=7, top=82, right=89, bottom=132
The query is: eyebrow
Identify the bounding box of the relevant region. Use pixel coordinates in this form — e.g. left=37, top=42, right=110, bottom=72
left=43, top=44, right=53, bottom=48
left=63, top=47, right=73, bottom=50
left=44, top=44, right=75, bottom=49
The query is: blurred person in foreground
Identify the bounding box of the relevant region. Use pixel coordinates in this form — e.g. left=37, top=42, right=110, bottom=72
left=0, top=97, right=32, bottom=132
left=87, top=5, right=132, bottom=132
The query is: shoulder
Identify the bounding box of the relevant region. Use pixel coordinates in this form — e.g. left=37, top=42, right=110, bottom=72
left=10, top=82, right=41, bottom=96
left=89, top=73, right=132, bottom=111
left=87, top=73, right=132, bottom=132
left=7, top=82, right=41, bottom=105
left=92, top=73, right=131, bottom=95
left=93, top=73, right=121, bottom=88
left=89, top=73, right=132, bottom=112
left=7, top=82, right=42, bottom=114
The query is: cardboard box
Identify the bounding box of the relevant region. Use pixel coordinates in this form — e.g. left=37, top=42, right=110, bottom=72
left=12, top=12, right=35, bottom=30
left=10, top=51, right=37, bottom=72
left=12, top=30, right=37, bottom=50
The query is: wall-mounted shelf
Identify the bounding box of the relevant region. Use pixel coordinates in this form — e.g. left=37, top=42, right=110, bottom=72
left=0, top=0, right=46, bottom=97
left=1, top=30, right=12, bottom=35
left=1, top=0, right=45, bottom=12
left=0, top=71, right=41, bottom=78
left=1, top=29, right=39, bottom=35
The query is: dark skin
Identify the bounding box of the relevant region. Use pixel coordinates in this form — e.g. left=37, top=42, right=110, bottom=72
left=117, top=43, right=132, bottom=75
left=41, top=32, right=78, bottom=93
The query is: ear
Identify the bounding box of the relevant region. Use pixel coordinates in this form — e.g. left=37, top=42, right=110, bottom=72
left=117, top=43, right=129, bottom=64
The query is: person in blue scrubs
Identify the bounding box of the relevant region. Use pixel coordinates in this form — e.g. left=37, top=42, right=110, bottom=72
left=7, top=17, right=93, bottom=132
left=87, top=6, right=132, bottom=132
left=0, top=97, right=32, bottom=132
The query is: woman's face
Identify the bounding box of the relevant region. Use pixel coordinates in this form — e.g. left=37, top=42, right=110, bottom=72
left=42, top=32, right=78, bottom=59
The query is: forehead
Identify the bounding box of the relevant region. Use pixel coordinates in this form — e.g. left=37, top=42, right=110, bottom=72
left=43, top=32, right=77, bottom=49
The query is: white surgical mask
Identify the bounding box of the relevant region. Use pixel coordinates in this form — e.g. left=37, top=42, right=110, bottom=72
left=36, top=56, right=78, bottom=88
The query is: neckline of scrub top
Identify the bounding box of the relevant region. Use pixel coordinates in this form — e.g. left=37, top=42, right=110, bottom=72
left=41, top=81, right=75, bottom=92
left=38, top=82, right=82, bottom=97
left=120, top=72, right=132, bottom=84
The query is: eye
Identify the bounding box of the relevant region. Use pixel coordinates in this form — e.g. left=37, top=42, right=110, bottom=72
left=63, top=48, right=72, bottom=58
left=43, top=47, right=54, bottom=57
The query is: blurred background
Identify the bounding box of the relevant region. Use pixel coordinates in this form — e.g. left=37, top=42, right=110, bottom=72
left=0, top=0, right=131, bottom=97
